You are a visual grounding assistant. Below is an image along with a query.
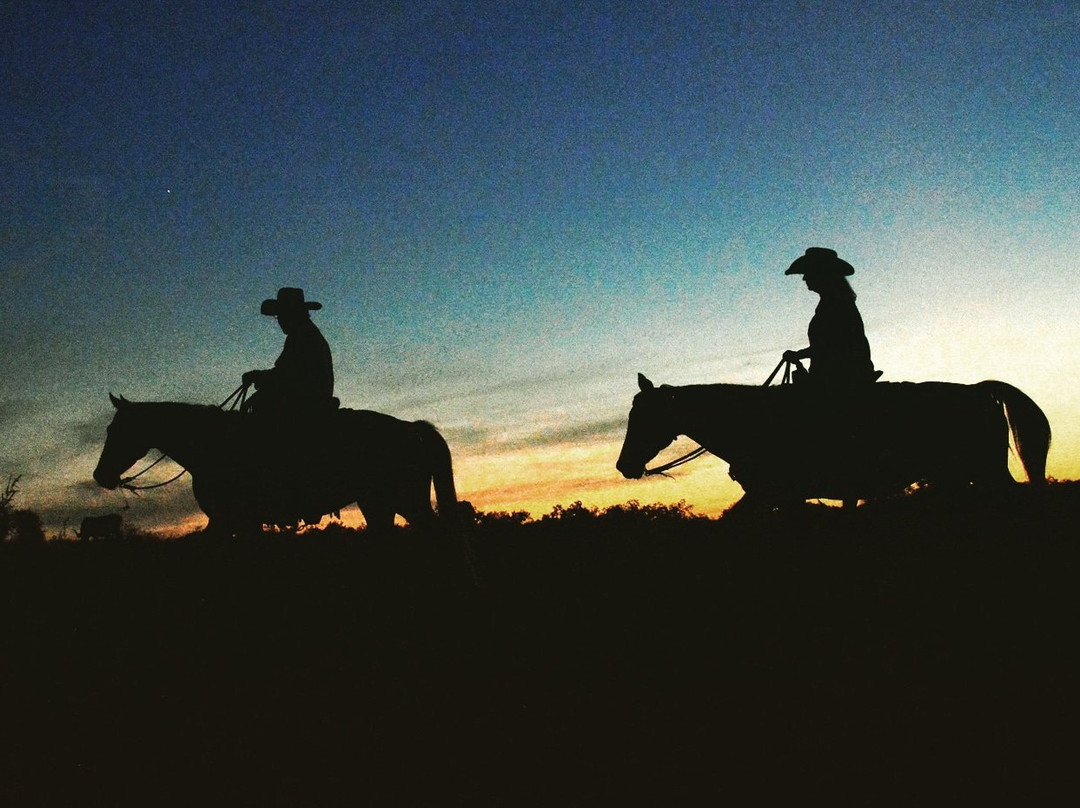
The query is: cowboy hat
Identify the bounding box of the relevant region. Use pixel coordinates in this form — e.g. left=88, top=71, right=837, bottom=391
left=784, top=247, right=854, bottom=276
left=260, top=287, right=323, bottom=316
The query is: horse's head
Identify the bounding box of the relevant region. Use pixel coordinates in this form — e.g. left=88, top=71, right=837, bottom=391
left=93, top=394, right=152, bottom=490
left=616, top=374, right=679, bottom=479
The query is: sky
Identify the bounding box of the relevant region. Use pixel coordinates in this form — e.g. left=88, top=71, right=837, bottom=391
left=3, top=0, right=1079, bottom=534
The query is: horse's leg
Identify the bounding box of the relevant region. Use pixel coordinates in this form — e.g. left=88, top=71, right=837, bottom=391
left=200, top=504, right=231, bottom=538
left=193, top=481, right=251, bottom=538
left=399, top=496, right=483, bottom=587
left=205, top=513, right=259, bottom=539
left=203, top=517, right=242, bottom=539
left=399, top=498, right=438, bottom=531
left=724, top=492, right=770, bottom=516
left=390, top=469, right=470, bottom=579
left=358, top=502, right=396, bottom=538
left=965, top=447, right=1023, bottom=507
left=727, top=488, right=813, bottom=516
left=391, top=470, right=440, bottom=532
left=396, top=481, right=440, bottom=544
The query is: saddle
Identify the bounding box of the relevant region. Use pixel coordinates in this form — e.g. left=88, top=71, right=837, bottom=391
left=237, top=394, right=342, bottom=459
left=789, top=365, right=883, bottom=387
left=241, top=387, right=339, bottom=415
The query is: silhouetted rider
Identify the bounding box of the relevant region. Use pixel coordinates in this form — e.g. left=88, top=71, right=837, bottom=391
left=242, top=287, right=336, bottom=415
left=783, top=248, right=879, bottom=388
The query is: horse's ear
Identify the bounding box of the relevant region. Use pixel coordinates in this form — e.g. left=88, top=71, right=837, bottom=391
left=109, top=393, right=128, bottom=409
left=638, top=374, right=655, bottom=392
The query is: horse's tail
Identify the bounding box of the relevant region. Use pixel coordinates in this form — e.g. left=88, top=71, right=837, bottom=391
left=415, top=420, right=459, bottom=521
left=978, top=380, right=1051, bottom=485
left=415, top=420, right=482, bottom=587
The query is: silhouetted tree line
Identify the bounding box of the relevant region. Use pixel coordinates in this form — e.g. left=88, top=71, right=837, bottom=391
left=0, top=475, right=44, bottom=544
left=462, top=498, right=704, bottom=529
left=3, top=471, right=1077, bottom=545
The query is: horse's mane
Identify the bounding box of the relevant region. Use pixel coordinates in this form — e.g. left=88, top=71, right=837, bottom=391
left=126, top=401, right=411, bottom=418
left=635, top=382, right=784, bottom=418
left=118, top=401, right=244, bottom=433
left=666, top=382, right=784, bottom=402
left=124, top=402, right=421, bottom=437
left=651, top=382, right=792, bottom=445
left=679, top=382, right=772, bottom=393
left=132, top=401, right=237, bottom=417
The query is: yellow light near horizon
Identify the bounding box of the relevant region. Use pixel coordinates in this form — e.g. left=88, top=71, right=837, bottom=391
left=876, top=312, right=1080, bottom=482
left=454, top=438, right=745, bottom=519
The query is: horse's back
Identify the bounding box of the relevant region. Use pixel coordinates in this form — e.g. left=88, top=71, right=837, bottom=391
left=232, top=407, right=436, bottom=461
left=729, top=379, right=1015, bottom=500
left=336, top=408, right=432, bottom=448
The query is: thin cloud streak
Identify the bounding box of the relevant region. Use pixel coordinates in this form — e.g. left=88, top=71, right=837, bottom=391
left=444, top=416, right=627, bottom=455
left=73, top=415, right=112, bottom=452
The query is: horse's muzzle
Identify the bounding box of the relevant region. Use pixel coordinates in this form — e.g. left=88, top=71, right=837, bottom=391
left=616, top=459, right=645, bottom=480
left=93, top=467, right=120, bottom=490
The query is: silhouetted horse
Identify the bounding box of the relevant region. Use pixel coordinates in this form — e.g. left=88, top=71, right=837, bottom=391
left=94, top=395, right=460, bottom=537
left=617, top=374, right=1050, bottom=509
left=78, top=513, right=123, bottom=541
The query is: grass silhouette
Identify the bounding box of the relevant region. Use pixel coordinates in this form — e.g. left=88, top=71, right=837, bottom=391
left=3, top=483, right=1078, bottom=804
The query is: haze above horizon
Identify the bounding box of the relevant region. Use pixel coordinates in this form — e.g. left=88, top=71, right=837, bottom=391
left=3, top=1, right=1078, bottom=533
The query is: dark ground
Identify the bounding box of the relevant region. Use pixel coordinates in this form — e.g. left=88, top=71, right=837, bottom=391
left=3, top=484, right=1079, bottom=806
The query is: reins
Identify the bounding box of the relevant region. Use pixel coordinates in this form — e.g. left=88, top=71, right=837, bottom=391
left=119, top=383, right=251, bottom=493
left=642, top=356, right=802, bottom=477
left=120, top=457, right=187, bottom=493
left=763, top=354, right=798, bottom=387
left=219, top=382, right=251, bottom=413
left=643, top=446, right=709, bottom=477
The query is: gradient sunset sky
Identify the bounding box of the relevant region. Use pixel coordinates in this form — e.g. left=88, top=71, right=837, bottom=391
left=4, top=1, right=1079, bottom=534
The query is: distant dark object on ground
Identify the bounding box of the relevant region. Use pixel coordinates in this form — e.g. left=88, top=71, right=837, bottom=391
left=78, top=513, right=123, bottom=541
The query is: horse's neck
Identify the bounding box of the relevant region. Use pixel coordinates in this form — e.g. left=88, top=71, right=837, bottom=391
left=141, top=403, right=226, bottom=473
left=671, top=384, right=761, bottom=455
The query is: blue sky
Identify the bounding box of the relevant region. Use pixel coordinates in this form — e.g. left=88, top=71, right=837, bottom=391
left=3, top=1, right=1079, bottom=532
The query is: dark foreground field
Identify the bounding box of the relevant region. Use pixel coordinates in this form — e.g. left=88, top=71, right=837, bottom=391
left=3, top=485, right=1079, bottom=806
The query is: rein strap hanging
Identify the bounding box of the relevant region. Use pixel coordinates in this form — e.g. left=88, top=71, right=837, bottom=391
left=643, top=446, right=709, bottom=477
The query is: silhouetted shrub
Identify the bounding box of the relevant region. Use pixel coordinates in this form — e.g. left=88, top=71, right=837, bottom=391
left=540, top=500, right=599, bottom=524
left=0, top=475, right=42, bottom=542
left=474, top=508, right=531, bottom=527
left=0, top=474, right=18, bottom=539
left=7, top=509, right=45, bottom=544
left=598, top=498, right=705, bottom=523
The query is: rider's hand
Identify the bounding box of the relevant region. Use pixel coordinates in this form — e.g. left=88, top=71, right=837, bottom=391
left=242, top=370, right=260, bottom=386
left=783, top=350, right=800, bottom=362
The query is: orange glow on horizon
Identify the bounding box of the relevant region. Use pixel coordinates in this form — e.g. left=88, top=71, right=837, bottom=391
left=454, top=438, right=745, bottom=520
